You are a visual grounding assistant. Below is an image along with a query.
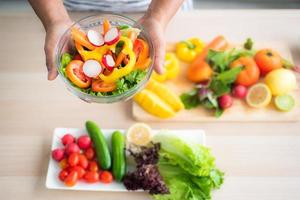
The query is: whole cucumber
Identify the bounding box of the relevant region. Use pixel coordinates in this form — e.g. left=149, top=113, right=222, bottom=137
left=85, top=121, right=111, bottom=170
left=111, top=131, right=126, bottom=182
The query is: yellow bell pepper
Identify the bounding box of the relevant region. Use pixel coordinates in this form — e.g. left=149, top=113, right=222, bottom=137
left=175, top=38, right=205, bottom=63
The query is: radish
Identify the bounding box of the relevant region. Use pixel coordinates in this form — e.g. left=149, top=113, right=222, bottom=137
left=61, top=134, right=75, bottom=146
left=232, top=85, right=248, bottom=99
left=104, top=27, right=120, bottom=45
left=65, top=143, right=80, bottom=155
left=52, top=148, right=65, bottom=161
left=102, top=54, right=115, bottom=71
left=82, top=60, right=103, bottom=78
left=77, top=135, right=91, bottom=150
left=218, top=94, right=233, bottom=109
left=87, top=30, right=104, bottom=47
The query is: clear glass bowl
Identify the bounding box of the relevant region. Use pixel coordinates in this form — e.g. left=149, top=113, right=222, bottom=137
left=56, top=14, right=154, bottom=103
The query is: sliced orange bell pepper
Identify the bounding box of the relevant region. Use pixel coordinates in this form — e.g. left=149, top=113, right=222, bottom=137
left=103, top=19, right=111, bottom=35
left=71, top=27, right=95, bottom=51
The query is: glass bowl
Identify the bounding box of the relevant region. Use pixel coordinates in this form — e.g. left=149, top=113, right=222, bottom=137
left=55, top=14, right=154, bottom=103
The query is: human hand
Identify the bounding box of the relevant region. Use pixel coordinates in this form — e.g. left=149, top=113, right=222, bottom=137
left=44, top=20, right=73, bottom=80
left=139, top=17, right=166, bottom=74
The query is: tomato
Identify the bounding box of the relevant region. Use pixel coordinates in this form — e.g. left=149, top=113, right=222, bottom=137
left=73, top=54, right=83, bottom=61
left=58, top=169, right=69, bottom=181
left=99, top=171, right=113, bottom=184
left=71, top=166, right=86, bottom=179
left=66, top=60, right=91, bottom=88
left=59, top=158, right=69, bottom=169
left=91, top=79, right=116, bottom=92
left=230, top=56, right=260, bottom=86
left=78, top=154, right=89, bottom=169
left=83, top=171, right=99, bottom=183
left=68, top=153, right=80, bottom=167
left=64, top=170, right=78, bottom=187
left=84, top=148, right=95, bottom=160
left=88, top=161, right=99, bottom=172
left=254, top=49, right=282, bottom=75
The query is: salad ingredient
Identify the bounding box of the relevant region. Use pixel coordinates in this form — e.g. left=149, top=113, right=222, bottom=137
left=65, top=143, right=80, bottom=155
left=232, top=85, right=247, bottom=99
left=73, top=54, right=83, bottom=61
left=254, top=49, right=282, bottom=75
left=114, top=52, right=126, bottom=67
left=274, top=94, right=295, bottom=112
left=175, top=38, right=205, bottom=63
left=134, top=39, right=150, bottom=68
left=64, top=170, right=78, bottom=187
left=72, top=166, right=86, bottom=179
left=84, top=148, right=95, bottom=160
left=123, top=143, right=169, bottom=194
left=82, top=60, right=102, bottom=78
left=84, top=171, right=99, bottom=183
left=86, top=121, right=111, bottom=170
left=246, top=83, right=272, bottom=108
left=146, top=79, right=184, bottom=112
left=218, top=94, right=233, bottom=109
left=104, top=27, right=120, bottom=45
left=103, top=19, right=111, bottom=35
left=230, top=56, right=260, bottom=86
left=77, top=135, right=92, bottom=150
left=52, top=148, right=65, bottom=161
left=126, top=123, right=152, bottom=146
left=265, top=68, right=297, bottom=95
left=78, top=154, right=89, bottom=169
left=87, top=30, right=104, bottom=47
left=111, top=131, right=126, bottom=182
left=59, top=158, right=69, bottom=169
left=58, top=169, right=69, bottom=181
left=187, top=61, right=213, bottom=83
left=134, top=89, right=176, bottom=119
left=91, top=80, right=116, bottom=92
left=114, top=69, right=146, bottom=94
left=102, top=54, right=115, bottom=71
left=66, top=60, right=91, bottom=88
left=71, top=27, right=95, bottom=51
left=68, top=153, right=80, bottom=167
left=61, top=53, right=73, bottom=69
left=88, top=160, right=99, bottom=172
left=61, top=134, right=75, bottom=146
left=100, top=171, right=113, bottom=184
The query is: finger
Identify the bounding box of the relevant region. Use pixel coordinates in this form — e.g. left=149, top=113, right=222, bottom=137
left=154, top=41, right=166, bottom=74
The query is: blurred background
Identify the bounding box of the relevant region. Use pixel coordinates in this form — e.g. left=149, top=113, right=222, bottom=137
left=0, top=0, right=300, bottom=11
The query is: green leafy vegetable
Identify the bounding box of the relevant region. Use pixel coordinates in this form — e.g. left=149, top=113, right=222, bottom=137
left=152, top=134, right=224, bottom=200
left=59, top=53, right=73, bottom=76
left=180, top=89, right=201, bottom=109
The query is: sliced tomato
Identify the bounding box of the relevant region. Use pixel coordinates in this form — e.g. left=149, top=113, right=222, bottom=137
left=133, top=39, right=149, bottom=63
left=73, top=54, right=83, bottom=61
left=91, top=79, right=116, bottom=92
left=66, top=60, right=91, bottom=88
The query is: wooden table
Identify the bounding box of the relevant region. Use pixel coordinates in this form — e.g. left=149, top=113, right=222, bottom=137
left=1, top=9, right=300, bottom=200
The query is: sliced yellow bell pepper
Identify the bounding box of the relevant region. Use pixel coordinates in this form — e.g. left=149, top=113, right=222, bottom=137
left=176, top=38, right=205, bottom=63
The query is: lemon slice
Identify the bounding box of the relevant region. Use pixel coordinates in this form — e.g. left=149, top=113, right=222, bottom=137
left=246, top=83, right=272, bottom=108
left=274, top=95, right=295, bottom=112
left=126, top=123, right=152, bottom=146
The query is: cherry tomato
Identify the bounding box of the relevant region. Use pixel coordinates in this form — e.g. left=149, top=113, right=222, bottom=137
left=254, top=49, right=282, bottom=75
left=91, top=79, right=116, bottom=92
left=71, top=166, right=86, bottom=179
left=58, top=169, right=69, bottom=181
left=68, top=153, right=80, bottom=167
left=83, top=171, right=99, bottom=183
left=64, top=170, right=78, bottom=187
left=59, top=158, right=69, bottom=169
left=88, top=161, right=99, bottom=172
left=84, top=148, right=95, bottom=160
left=66, top=60, right=91, bottom=88
left=78, top=154, right=89, bottom=169
left=99, top=171, right=113, bottom=184
left=230, top=56, right=260, bottom=86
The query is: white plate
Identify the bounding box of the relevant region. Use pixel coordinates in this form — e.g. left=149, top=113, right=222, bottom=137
left=46, top=128, right=206, bottom=192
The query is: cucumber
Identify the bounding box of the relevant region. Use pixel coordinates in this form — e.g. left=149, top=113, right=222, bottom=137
left=85, top=121, right=111, bottom=170
left=111, top=131, right=126, bottom=182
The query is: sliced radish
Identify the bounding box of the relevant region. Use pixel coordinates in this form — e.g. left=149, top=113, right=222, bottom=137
left=82, top=60, right=102, bottom=78
left=104, top=27, right=120, bottom=45
left=87, top=30, right=104, bottom=47
left=102, top=54, right=115, bottom=71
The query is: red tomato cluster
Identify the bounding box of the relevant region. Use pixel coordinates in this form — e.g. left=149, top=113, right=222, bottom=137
left=52, top=133, right=113, bottom=187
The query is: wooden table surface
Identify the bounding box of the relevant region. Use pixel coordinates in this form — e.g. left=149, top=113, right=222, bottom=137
left=1, top=9, right=300, bottom=200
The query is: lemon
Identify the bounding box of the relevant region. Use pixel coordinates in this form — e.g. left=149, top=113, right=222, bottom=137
left=265, top=69, right=297, bottom=96
left=126, top=123, right=152, bottom=146
left=246, top=83, right=272, bottom=108
left=274, top=95, right=295, bottom=112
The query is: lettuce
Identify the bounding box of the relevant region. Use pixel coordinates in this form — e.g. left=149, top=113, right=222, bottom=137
left=152, top=133, right=224, bottom=200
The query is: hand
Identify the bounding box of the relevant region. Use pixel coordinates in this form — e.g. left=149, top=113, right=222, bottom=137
left=139, top=17, right=166, bottom=74
left=44, top=20, right=73, bottom=80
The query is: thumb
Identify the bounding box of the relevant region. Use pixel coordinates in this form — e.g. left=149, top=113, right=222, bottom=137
left=45, top=42, right=58, bottom=81
left=153, top=40, right=166, bottom=74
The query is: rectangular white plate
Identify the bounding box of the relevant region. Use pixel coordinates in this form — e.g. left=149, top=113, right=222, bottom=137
left=46, top=128, right=205, bottom=192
